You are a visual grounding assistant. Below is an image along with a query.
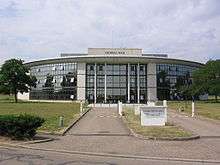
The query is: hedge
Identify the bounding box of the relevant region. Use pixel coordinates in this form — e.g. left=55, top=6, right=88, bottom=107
left=0, top=114, right=45, bottom=139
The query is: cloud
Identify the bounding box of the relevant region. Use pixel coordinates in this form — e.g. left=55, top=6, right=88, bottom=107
left=0, top=0, right=220, bottom=64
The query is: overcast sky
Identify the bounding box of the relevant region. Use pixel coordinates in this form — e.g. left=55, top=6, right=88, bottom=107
left=0, top=0, right=220, bottom=64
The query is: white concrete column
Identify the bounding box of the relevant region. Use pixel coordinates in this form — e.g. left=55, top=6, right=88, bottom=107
left=118, top=101, right=123, bottom=116
left=137, top=63, right=140, bottom=104
left=147, top=63, right=157, bottom=102
left=127, top=63, right=130, bottom=103
left=94, top=63, right=97, bottom=103
left=163, top=100, right=167, bottom=122
left=104, top=63, right=107, bottom=103
left=77, top=63, right=86, bottom=101
left=192, top=101, right=195, bottom=117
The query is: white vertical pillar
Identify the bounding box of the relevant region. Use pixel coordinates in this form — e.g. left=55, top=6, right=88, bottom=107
left=104, top=63, right=107, bottom=103
left=118, top=101, right=122, bottom=116
left=94, top=63, right=97, bottom=103
left=192, top=101, right=195, bottom=117
left=80, top=101, right=83, bottom=116
left=147, top=63, right=157, bottom=102
left=137, top=63, right=140, bottom=104
left=163, top=100, right=167, bottom=122
left=77, top=63, right=86, bottom=101
left=127, top=63, right=130, bottom=103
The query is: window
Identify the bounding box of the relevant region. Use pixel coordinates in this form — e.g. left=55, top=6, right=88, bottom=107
left=131, top=66, right=135, bottom=71
left=30, top=62, right=77, bottom=100
left=99, top=65, right=103, bottom=71
left=140, top=66, right=144, bottom=71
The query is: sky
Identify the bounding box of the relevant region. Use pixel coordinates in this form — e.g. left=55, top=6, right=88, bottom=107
left=0, top=0, right=220, bottom=64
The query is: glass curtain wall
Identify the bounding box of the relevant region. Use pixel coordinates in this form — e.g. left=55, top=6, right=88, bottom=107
left=130, top=64, right=137, bottom=103
left=86, top=63, right=148, bottom=103
left=106, top=64, right=128, bottom=103
left=30, top=63, right=77, bottom=100
left=86, top=64, right=95, bottom=103
left=156, top=64, right=197, bottom=100
left=96, top=64, right=105, bottom=103
left=139, top=64, right=148, bottom=103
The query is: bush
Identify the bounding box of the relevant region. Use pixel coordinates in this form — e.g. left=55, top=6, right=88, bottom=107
left=0, top=114, right=45, bottom=139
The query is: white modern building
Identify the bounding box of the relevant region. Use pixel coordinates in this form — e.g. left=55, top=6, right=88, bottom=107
left=22, top=48, right=203, bottom=103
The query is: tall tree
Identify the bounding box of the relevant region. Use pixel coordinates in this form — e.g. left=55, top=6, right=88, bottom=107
left=191, top=60, right=220, bottom=102
left=0, top=59, right=37, bottom=103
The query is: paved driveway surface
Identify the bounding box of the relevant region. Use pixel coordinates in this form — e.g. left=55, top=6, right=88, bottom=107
left=25, top=107, right=220, bottom=161
left=168, top=110, right=220, bottom=137
left=67, top=107, right=130, bottom=136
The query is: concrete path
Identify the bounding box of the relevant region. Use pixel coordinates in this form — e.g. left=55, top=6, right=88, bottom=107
left=168, top=110, right=220, bottom=137
left=67, top=107, right=130, bottom=136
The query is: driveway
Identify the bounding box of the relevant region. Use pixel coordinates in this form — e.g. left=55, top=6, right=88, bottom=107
left=67, top=107, right=130, bottom=136
left=24, top=107, right=220, bottom=161
left=168, top=110, right=220, bottom=137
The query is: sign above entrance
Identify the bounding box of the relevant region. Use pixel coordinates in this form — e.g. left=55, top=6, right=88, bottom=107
left=88, top=48, right=142, bottom=56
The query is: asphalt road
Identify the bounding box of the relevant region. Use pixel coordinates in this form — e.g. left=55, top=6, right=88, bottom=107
left=0, top=146, right=218, bottom=165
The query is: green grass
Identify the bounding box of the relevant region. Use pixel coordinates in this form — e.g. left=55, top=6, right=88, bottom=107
left=0, top=94, right=80, bottom=133
left=124, top=108, right=192, bottom=138
left=168, top=101, right=220, bottom=120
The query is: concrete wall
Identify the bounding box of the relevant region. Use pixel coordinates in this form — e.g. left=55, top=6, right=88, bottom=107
left=77, top=62, right=86, bottom=101
left=147, top=63, right=157, bottom=101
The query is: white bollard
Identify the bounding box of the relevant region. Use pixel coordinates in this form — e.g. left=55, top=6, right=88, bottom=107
left=59, top=116, right=64, bottom=127
left=134, top=105, right=140, bottom=115
left=163, top=100, right=168, bottom=122
left=118, top=101, right=123, bottom=116
left=80, top=101, right=83, bottom=116
left=192, top=101, right=195, bottom=117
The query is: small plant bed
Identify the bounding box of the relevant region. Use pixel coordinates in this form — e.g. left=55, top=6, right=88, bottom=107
left=123, top=109, right=192, bottom=139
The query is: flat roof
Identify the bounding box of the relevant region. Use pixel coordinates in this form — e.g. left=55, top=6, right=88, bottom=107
left=26, top=55, right=204, bottom=68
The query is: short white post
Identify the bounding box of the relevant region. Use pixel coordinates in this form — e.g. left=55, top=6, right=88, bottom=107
left=135, top=105, right=140, bottom=115
left=192, top=101, right=195, bottom=117
left=59, top=116, right=64, bottom=127
left=163, top=100, right=167, bottom=122
left=118, top=101, right=122, bottom=116
left=80, top=101, right=83, bottom=116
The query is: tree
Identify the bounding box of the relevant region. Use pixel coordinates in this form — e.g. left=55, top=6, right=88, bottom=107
left=175, top=71, right=193, bottom=100
left=0, top=59, right=37, bottom=103
left=191, top=60, right=220, bottom=102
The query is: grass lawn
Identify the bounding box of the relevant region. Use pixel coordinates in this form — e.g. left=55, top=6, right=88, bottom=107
left=0, top=95, right=80, bottom=133
left=168, top=101, right=220, bottom=120
left=123, top=108, right=192, bottom=138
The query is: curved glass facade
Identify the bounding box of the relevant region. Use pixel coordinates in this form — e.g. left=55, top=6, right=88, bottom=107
left=30, top=62, right=77, bottom=100
left=28, top=60, right=200, bottom=102
left=156, top=64, right=197, bottom=100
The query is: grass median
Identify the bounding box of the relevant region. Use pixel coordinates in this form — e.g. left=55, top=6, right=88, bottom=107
left=168, top=101, right=220, bottom=120
left=123, top=108, right=192, bottom=138
left=0, top=95, right=80, bottom=133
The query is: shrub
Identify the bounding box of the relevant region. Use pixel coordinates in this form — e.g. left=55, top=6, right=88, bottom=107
left=0, top=114, right=45, bottom=139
